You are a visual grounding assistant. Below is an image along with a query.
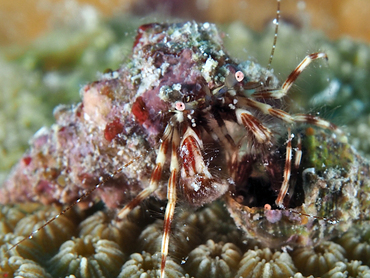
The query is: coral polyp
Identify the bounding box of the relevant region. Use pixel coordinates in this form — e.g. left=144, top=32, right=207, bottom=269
left=78, top=210, right=141, bottom=253
left=184, top=240, right=242, bottom=278
left=335, top=222, right=370, bottom=265
left=117, top=251, right=184, bottom=278
left=235, top=248, right=297, bottom=278
left=0, top=205, right=26, bottom=234
left=48, top=235, right=125, bottom=278
left=291, top=241, right=347, bottom=277
left=1, top=256, right=52, bottom=278
left=13, top=205, right=78, bottom=255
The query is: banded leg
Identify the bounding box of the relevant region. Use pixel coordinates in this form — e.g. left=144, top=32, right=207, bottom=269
left=252, top=52, right=328, bottom=99
left=275, top=128, right=293, bottom=208
left=160, top=128, right=180, bottom=278
left=235, top=108, right=272, bottom=144
left=294, top=135, right=302, bottom=170
left=117, top=124, right=173, bottom=219
left=281, top=133, right=302, bottom=206
left=238, top=98, right=347, bottom=140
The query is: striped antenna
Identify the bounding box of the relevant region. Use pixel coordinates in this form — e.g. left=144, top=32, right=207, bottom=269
left=7, top=157, right=140, bottom=253
left=267, top=0, right=281, bottom=70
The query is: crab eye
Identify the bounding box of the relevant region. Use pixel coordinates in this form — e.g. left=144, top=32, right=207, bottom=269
left=235, top=71, right=244, bottom=82
left=175, top=101, right=186, bottom=111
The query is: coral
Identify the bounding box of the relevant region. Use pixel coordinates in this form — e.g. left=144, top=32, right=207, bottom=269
left=185, top=201, right=251, bottom=248
left=78, top=210, right=141, bottom=253
left=321, top=261, right=370, bottom=278
left=291, top=241, right=347, bottom=277
left=235, top=248, right=297, bottom=278
left=1, top=201, right=370, bottom=278
left=48, top=235, right=125, bottom=278
left=117, top=251, right=184, bottom=278
left=139, top=218, right=201, bottom=259
left=343, top=260, right=370, bottom=278
left=335, top=223, right=370, bottom=266
left=188, top=202, right=227, bottom=228
left=184, top=240, right=242, bottom=278
left=0, top=256, right=52, bottom=278
left=201, top=213, right=246, bottom=247
left=292, top=274, right=314, bottom=278
left=0, top=205, right=26, bottom=234
left=0, top=233, right=19, bottom=261
left=13, top=205, right=78, bottom=256
left=0, top=233, right=50, bottom=266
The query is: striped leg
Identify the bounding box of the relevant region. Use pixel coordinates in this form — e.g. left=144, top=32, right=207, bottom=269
left=293, top=114, right=347, bottom=142
left=160, top=128, right=180, bottom=278
left=282, top=133, right=303, bottom=206
left=275, top=128, right=293, bottom=208
left=294, top=135, right=302, bottom=171
left=239, top=98, right=347, bottom=141
left=117, top=124, right=173, bottom=220
left=235, top=108, right=272, bottom=144
left=252, top=52, right=328, bottom=99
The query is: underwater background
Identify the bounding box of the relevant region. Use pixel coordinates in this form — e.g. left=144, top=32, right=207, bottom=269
left=1, top=1, right=370, bottom=277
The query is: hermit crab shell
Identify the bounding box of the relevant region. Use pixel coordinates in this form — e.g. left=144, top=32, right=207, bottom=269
left=227, top=129, right=370, bottom=248
left=0, top=21, right=278, bottom=209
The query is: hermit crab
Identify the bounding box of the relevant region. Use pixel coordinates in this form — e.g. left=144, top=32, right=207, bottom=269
left=2, top=3, right=370, bottom=278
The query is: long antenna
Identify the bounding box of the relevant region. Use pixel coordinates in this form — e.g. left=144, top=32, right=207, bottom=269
left=7, top=157, right=139, bottom=252
left=267, top=0, right=281, bottom=70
